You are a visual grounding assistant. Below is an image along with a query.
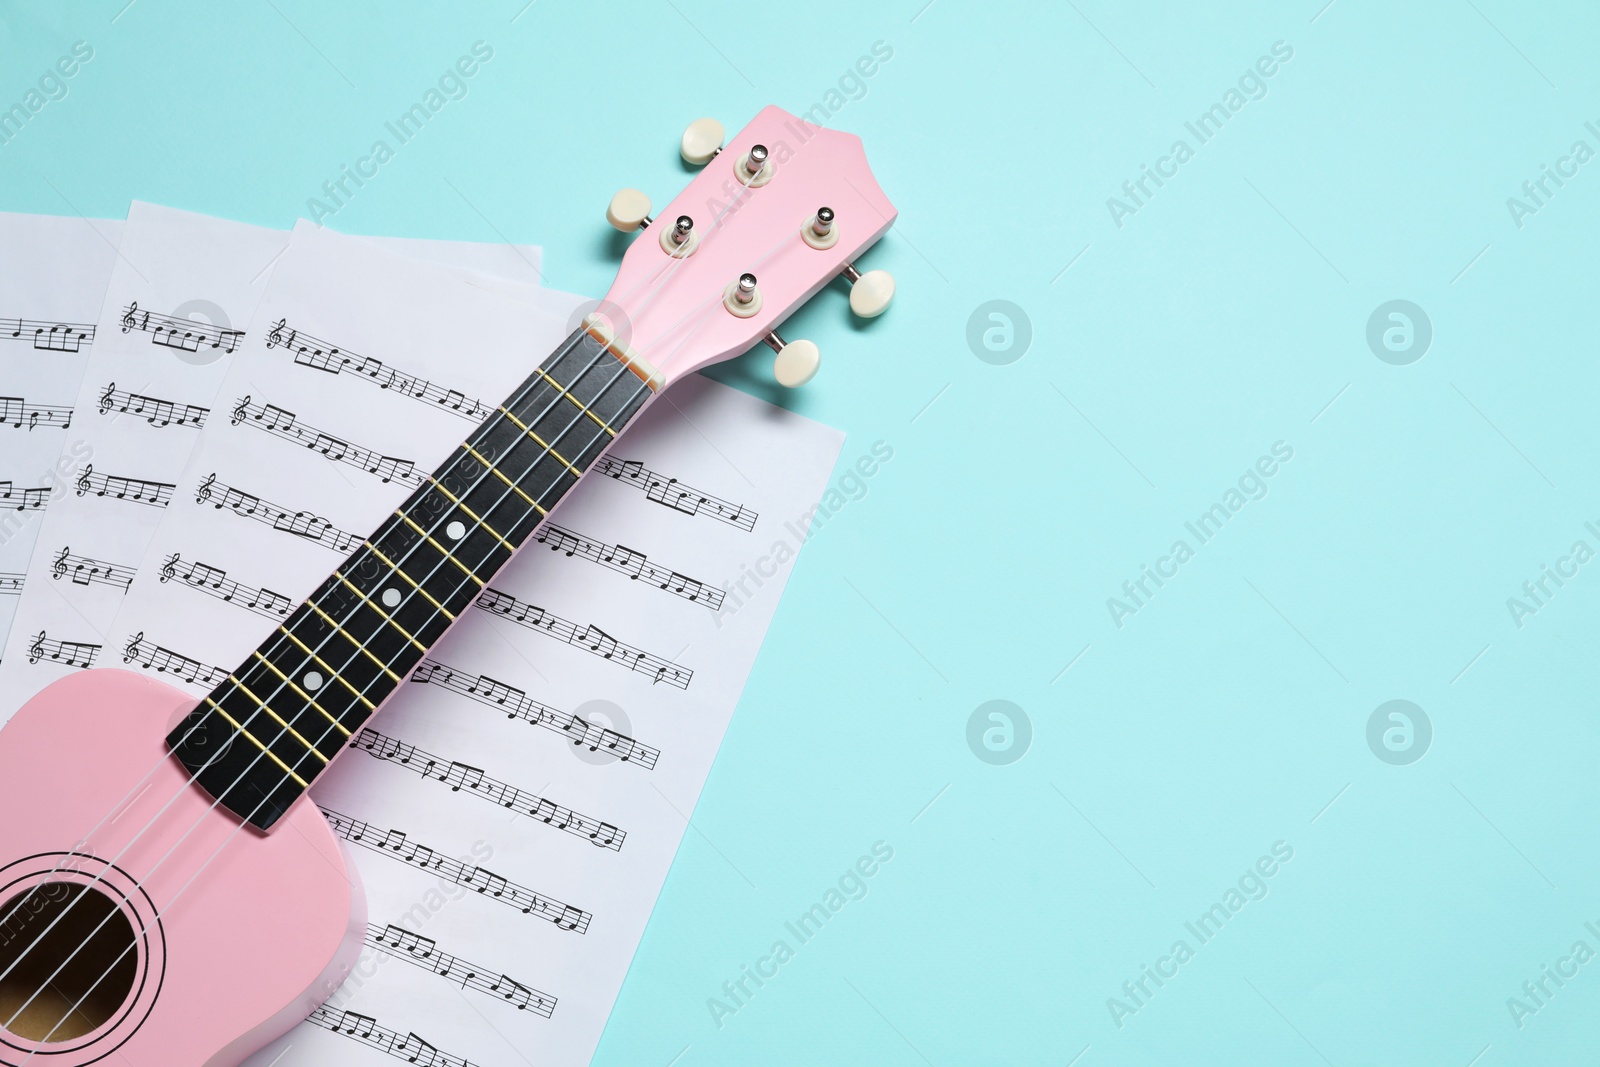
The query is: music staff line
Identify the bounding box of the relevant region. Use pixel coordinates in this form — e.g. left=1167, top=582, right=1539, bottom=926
left=26, top=631, right=99, bottom=670
left=321, top=808, right=592, bottom=932
left=268, top=319, right=494, bottom=423
left=595, top=456, right=758, bottom=531
left=307, top=1005, right=479, bottom=1067
left=196, top=473, right=363, bottom=554
left=476, top=587, right=693, bottom=690
left=351, top=727, right=625, bottom=851
left=0, top=396, right=71, bottom=431
left=364, top=921, right=557, bottom=1018
left=75, top=465, right=175, bottom=508
left=98, top=382, right=208, bottom=429
left=0, top=572, right=21, bottom=595
left=411, top=659, right=660, bottom=769
left=1, top=481, right=50, bottom=512
left=535, top=523, right=723, bottom=610
left=120, top=301, right=243, bottom=354
left=2, top=316, right=95, bottom=353
left=51, top=547, right=135, bottom=593
left=121, top=632, right=228, bottom=689
left=230, top=396, right=423, bottom=487
left=159, top=553, right=293, bottom=620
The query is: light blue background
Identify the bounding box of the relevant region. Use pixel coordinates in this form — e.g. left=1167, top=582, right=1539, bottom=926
left=4, top=1, right=1598, bottom=1063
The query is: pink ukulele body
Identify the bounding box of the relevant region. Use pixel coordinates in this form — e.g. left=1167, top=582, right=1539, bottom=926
left=0, top=106, right=893, bottom=1064
left=0, top=669, right=363, bottom=1066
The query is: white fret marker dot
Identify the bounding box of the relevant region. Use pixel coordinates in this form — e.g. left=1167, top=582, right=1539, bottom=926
left=446, top=520, right=466, bottom=540
left=303, top=671, right=323, bottom=691
left=381, top=587, right=402, bottom=608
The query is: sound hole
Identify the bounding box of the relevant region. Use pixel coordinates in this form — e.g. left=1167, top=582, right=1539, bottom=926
left=0, top=883, right=137, bottom=1042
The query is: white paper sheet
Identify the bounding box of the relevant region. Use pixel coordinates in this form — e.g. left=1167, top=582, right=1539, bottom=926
left=0, top=202, right=543, bottom=720
left=0, top=213, right=123, bottom=663
left=106, top=223, right=844, bottom=1065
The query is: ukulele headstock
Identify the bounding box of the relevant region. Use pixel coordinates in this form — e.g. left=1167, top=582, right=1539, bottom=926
left=594, top=105, right=897, bottom=390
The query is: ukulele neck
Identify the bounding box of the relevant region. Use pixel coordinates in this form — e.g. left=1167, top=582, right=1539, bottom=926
left=166, top=324, right=658, bottom=830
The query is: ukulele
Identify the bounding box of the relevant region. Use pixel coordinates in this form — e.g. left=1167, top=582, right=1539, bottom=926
left=0, top=106, right=895, bottom=1066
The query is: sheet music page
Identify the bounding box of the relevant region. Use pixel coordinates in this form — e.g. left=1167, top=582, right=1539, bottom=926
left=107, top=224, right=845, bottom=1066
left=0, top=213, right=123, bottom=662
left=0, top=202, right=543, bottom=722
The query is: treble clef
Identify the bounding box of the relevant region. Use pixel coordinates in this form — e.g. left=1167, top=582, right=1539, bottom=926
left=266, top=318, right=286, bottom=350
left=51, top=546, right=69, bottom=581
left=230, top=396, right=250, bottom=426
left=98, top=382, right=116, bottom=415
left=160, top=553, right=179, bottom=584
left=26, top=631, right=46, bottom=664
left=120, top=303, right=138, bottom=333
left=195, top=472, right=216, bottom=506
left=75, top=464, right=92, bottom=497
left=122, top=632, right=143, bottom=664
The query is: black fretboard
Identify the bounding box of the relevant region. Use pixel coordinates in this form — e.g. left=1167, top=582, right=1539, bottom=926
left=166, top=326, right=655, bottom=830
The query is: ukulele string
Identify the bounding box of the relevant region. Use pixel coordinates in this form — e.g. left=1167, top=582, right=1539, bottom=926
left=11, top=179, right=807, bottom=1043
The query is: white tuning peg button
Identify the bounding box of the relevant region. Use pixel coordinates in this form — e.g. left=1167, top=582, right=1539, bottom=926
left=606, top=188, right=652, bottom=232
left=847, top=268, right=896, bottom=318
left=680, top=118, right=725, bottom=165
left=771, top=338, right=821, bottom=388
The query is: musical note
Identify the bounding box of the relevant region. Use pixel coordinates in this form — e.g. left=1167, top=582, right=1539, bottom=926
left=120, top=632, right=227, bottom=688
left=473, top=587, right=693, bottom=689
left=2, top=316, right=96, bottom=352
left=49, top=547, right=135, bottom=593
left=595, top=455, right=758, bottom=531
left=533, top=523, right=723, bottom=608
left=0, top=481, right=52, bottom=511
left=24, top=630, right=99, bottom=669
left=158, top=553, right=295, bottom=620
left=0, top=572, right=23, bottom=596
left=95, top=382, right=208, bottom=428
left=196, top=473, right=361, bottom=553
left=321, top=808, right=591, bottom=931
left=409, top=658, right=660, bottom=769
left=270, top=319, right=494, bottom=422
left=72, top=466, right=176, bottom=508
left=117, top=301, right=242, bottom=353
left=306, top=1006, right=483, bottom=1066
left=350, top=727, right=627, bottom=850
left=360, top=921, right=558, bottom=1016
left=229, top=396, right=425, bottom=487
left=0, top=396, right=72, bottom=430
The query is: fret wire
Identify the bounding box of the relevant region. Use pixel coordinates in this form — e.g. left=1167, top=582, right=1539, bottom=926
left=361, top=541, right=455, bottom=620
left=202, top=697, right=310, bottom=787
left=423, top=474, right=516, bottom=553
left=538, top=367, right=617, bottom=436
left=393, top=510, right=486, bottom=584
left=495, top=407, right=583, bottom=479
left=332, top=571, right=429, bottom=654
left=222, top=673, right=330, bottom=762
left=248, top=649, right=351, bottom=734
left=181, top=337, right=653, bottom=821
left=277, top=625, right=377, bottom=708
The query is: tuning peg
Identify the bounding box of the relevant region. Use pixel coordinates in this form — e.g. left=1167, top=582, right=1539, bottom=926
left=765, top=331, right=820, bottom=387
left=843, top=263, right=895, bottom=318
left=680, top=117, right=724, bottom=165
left=606, top=188, right=653, bottom=232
